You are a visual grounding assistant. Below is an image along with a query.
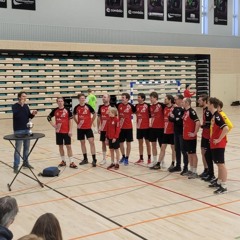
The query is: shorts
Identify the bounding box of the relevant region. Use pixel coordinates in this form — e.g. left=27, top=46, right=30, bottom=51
left=100, top=131, right=106, bottom=142
left=162, top=134, right=174, bottom=145
left=56, top=133, right=71, bottom=145
left=108, top=138, right=120, bottom=149
left=77, top=129, right=94, bottom=140
left=183, top=139, right=197, bottom=154
left=211, top=148, right=225, bottom=164
left=201, top=137, right=210, bottom=149
left=149, top=128, right=164, bottom=146
left=136, top=129, right=149, bottom=140
left=119, top=129, right=133, bottom=143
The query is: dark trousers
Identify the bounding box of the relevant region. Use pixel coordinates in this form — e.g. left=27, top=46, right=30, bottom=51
left=205, top=142, right=214, bottom=176
left=174, top=132, right=188, bottom=169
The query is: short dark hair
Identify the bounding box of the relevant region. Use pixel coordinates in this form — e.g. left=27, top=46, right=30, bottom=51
left=77, top=93, right=85, bottom=99
left=218, top=100, right=223, bottom=109
left=176, top=94, right=184, bottom=100
left=184, top=98, right=191, bottom=105
left=87, top=88, right=92, bottom=93
left=166, top=94, right=174, bottom=104
left=186, top=84, right=190, bottom=89
left=138, top=93, right=146, bottom=101
left=17, top=91, right=27, bottom=99
left=199, top=94, right=208, bottom=102
left=122, top=93, right=130, bottom=100
left=150, top=91, right=158, bottom=100
left=208, top=97, right=220, bottom=109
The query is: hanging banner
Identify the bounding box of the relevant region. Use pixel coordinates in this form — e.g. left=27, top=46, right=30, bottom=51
left=148, top=0, right=164, bottom=21
left=0, top=0, right=7, bottom=8
left=185, top=0, right=200, bottom=23
left=127, top=0, right=144, bottom=19
left=12, top=0, right=35, bottom=10
left=167, top=0, right=182, bottom=22
left=105, top=0, right=124, bottom=18
left=214, top=0, right=227, bottom=25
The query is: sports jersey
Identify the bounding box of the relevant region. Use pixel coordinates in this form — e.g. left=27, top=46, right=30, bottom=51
left=168, top=106, right=184, bottom=134
left=149, top=102, right=165, bottom=129
left=87, top=93, right=97, bottom=110
left=97, top=104, right=111, bottom=131
left=183, top=107, right=199, bottom=140
left=106, top=116, right=120, bottom=139
left=117, top=103, right=136, bottom=129
left=73, top=104, right=95, bottom=129
left=210, top=111, right=227, bottom=149
left=135, top=103, right=150, bottom=129
left=219, top=110, right=233, bottom=132
left=47, top=107, right=72, bottom=133
left=184, top=89, right=195, bottom=98
left=164, top=105, right=174, bottom=134
left=202, top=107, right=212, bottom=139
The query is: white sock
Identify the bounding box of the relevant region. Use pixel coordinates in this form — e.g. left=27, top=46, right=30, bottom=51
left=61, top=156, right=65, bottom=162
left=221, top=182, right=227, bottom=189
left=217, top=179, right=222, bottom=185
left=153, top=156, right=157, bottom=162
left=192, top=168, right=197, bottom=173
left=103, top=151, right=106, bottom=160
left=190, top=166, right=193, bottom=172
left=68, top=156, right=73, bottom=163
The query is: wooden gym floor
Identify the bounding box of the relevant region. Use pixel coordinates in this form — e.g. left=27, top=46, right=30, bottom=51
left=0, top=106, right=240, bottom=240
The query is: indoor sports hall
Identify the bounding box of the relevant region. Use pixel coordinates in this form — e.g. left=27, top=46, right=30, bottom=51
left=0, top=1, right=240, bottom=239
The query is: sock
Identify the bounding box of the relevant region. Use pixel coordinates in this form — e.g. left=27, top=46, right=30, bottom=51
left=190, top=166, right=193, bottom=172
left=140, top=155, right=143, bottom=160
left=103, top=151, right=106, bottom=160
left=61, top=156, right=65, bottom=162
left=153, top=155, right=157, bottom=162
left=171, top=161, right=175, bottom=166
left=192, top=167, right=197, bottom=173
left=125, top=156, right=129, bottom=160
left=221, top=182, right=227, bottom=189
left=204, top=168, right=208, bottom=173
left=83, top=153, right=87, bottom=160
left=122, top=154, right=125, bottom=158
left=92, top=154, right=96, bottom=161
left=68, top=156, right=73, bottom=163
left=217, top=179, right=222, bottom=185
left=148, top=155, right=151, bottom=160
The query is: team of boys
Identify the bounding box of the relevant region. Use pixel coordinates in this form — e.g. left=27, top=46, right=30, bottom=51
left=47, top=91, right=233, bottom=195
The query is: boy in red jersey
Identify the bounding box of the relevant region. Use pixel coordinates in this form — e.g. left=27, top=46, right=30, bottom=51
left=150, top=95, right=176, bottom=170
left=135, top=93, right=151, bottom=165
left=106, top=107, right=121, bottom=170
left=208, top=97, right=229, bottom=194
left=73, top=94, right=97, bottom=167
left=148, top=92, right=165, bottom=167
left=47, top=97, right=77, bottom=168
left=117, top=93, right=136, bottom=166
left=198, top=94, right=213, bottom=181
left=182, top=98, right=200, bottom=179
left=97, top=94, right=111, bottom=165
left=183, top=84, right=195, bottom=98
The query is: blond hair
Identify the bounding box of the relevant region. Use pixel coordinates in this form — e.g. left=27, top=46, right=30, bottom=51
left=109, top=107, right=118, bottom=116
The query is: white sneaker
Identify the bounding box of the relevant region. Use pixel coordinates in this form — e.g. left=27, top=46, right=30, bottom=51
left=161, top=161, right=166, bottom=169
left=148, top=159, right=157, bottom=167
left=100, top=159, right=106, bottom=165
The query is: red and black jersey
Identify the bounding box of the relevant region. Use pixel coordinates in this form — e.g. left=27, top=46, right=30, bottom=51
left=97, top=104, right=111, bottom=131
left=164, top=105, right=174, bottom=134
left=47, top=107, right=72, bottom=133
left=117, top=103, right=136, bottom=129
left=135, top=103, right=150, bottom=129
left=202, top=107, right=212, bottom=139
left=73, top=104, right=95, bottom=129
left=210, top=111, right=227, bottom=149
left=149, top=102, right=165, bottom=129
left=106, top=116, right=120, bottom=140
left=183, top=108, right=199, bottom=140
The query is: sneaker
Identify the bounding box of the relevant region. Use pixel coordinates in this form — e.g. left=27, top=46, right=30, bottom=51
left=107, top=163, right=115, bottom=170
left=214, top=186, right=227, bottom=194
left=183, top=170, right=192, bottom=176
left=168, top=163, right=175, bottom=171
left=161, top=161, right=166, bottom=169
left=124, top=158, right=129, bottom=166
left=58, top=160, right=66, bottom=167
left=203, top=175, right=216, bottom=182
left=79, top=159, right=88, bottom=165
left=135, top=159, right=144, bottom=164
left=92, top=159, right=97, bottom=167
left=199, top=170, right=208, bottom=178
left=149, top=162, right=160, bottom=170
left=23, top=163, right=34, bottom=169
left=119, top=157, right=125, bottom=164
left=69, top=162, right=78, bottom=169
left=114, top=164, right=119, bottom=170
left=100, top=159, right=106, bottom=165
left=188, top=172, right=198, bottom=179
left=148, top=159, right=157, bottom=167
left=13, top=167, right=18, bottom=174
left=210, top=178, right=218, bottom=184
left=208, top=182, right=221, bottom=188
left=169, top=166, right=181, bottom=173
left=180, top=168, right=188, bottom=176
left=147, top=159, right=151, bottom=165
